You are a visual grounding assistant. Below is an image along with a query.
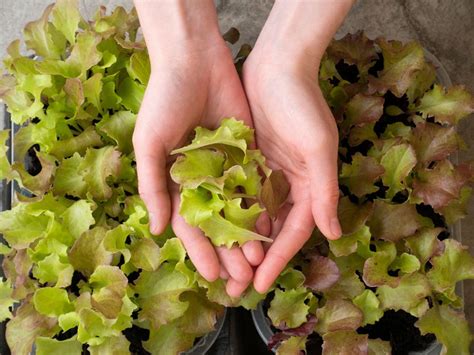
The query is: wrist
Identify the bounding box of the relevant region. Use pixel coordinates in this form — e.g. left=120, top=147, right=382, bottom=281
left=135, top=0, right=223, bottom=59
left=248, top=0, right=354, bottom=74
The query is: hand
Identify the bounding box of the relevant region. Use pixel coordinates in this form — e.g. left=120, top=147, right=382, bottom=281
left=132, top=9, right=263, bottom=296
left=239, top=0, right=354, bottom=294
left=242, top=50, right=342, bottom=294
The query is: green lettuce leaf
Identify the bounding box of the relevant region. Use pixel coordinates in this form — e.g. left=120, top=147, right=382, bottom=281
left=368, top=39, right=425, bottom=97
left=89, top=265, right=128, bottom=319
left=134, top=261, right=195, bottom=328
left=0, top=278, right=17, bottom=322
left=143, top=322, right=196, bottom=355
left=276, top=336, right=307, bottom=355
left=36, top=336, right=82, bottom=355
left=340, top=153, right=384, bottom=197
left=268, top=287, right=313, bottom=328
left=88, top=334, right=131, bottom=355
left=380, top=143, right=417, bottom=198
left=416, top=305, right=472, bottom=355
left=51, top=0, right=81, bottom=44
left=6, top=302, right=58, bottom=354
left=353, top=290, right=383, bottom=326
left=33, top=287, right=74, bottom=317
left=416, top=84, right=474, bottom=125
left=0, top=130, right=12, bottom=180
left=377, top=273, right=431, bottom=317
left=96, top=111, right=137, bottom=154
left=427, top=239, right=474, bottom=302
left=315, top=299, right=363, bottom=335
left=68, top=227, right=113, bottom=276
left=80, top=146, right=121, bottom=201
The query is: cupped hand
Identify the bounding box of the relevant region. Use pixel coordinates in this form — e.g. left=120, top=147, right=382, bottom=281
left=243, top=52, right=342, bottom=294
left=132, top=41, right=263, bottom=297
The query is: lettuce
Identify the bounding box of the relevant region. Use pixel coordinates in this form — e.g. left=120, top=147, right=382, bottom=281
left=0, top=2, right=259, bottom=353
left=171, top=117, right=287, bottom=248
left=266, top=32, right=474, bottom=354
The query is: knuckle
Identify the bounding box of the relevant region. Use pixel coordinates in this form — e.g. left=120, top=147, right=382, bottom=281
left=233, top=264, right=253, bottom=283
left=266, top=249, right=290, bottom=267
left=313, top=182, right=340, bottom=208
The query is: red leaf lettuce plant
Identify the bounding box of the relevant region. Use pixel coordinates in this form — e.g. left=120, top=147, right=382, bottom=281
left=262, top=32, right=474, bottom=355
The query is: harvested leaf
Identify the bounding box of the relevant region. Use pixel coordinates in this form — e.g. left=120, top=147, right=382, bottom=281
left=261, top=170, right=290, bottom=218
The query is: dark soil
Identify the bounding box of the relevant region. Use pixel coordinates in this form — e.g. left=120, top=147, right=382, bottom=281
left=263, top=298, right=435, bottom=355
left=359, top=310, right=436, bottom=355
left=123, top=325, right=151, bottom=355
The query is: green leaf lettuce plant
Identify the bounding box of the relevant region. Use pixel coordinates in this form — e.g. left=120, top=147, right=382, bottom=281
left=0, top=2, right=264, bottom=354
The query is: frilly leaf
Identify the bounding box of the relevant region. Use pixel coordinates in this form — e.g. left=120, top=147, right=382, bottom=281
left=427, top=239, right=474, bottom=302
left=416, top=84, right=474, bottom=125
left=416, top=305, right=472, bottom=355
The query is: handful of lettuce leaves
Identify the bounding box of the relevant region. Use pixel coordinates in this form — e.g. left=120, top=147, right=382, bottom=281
left=171, top=118, right=289, bottom=248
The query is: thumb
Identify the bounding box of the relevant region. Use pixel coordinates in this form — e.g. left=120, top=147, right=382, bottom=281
left=308, top=139, right=341, bottom=240
left=133, top=128, right=171, bottom=235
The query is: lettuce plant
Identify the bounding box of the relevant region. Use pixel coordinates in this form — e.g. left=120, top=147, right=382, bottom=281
left=262, top=32, right=474, bottom=355
left=0, top=2, right=263, bottom=354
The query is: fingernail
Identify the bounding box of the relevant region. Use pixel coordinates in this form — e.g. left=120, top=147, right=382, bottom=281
left=149, top=213, right=158, bottom=234
left=330, top=218, right=342, bottom=239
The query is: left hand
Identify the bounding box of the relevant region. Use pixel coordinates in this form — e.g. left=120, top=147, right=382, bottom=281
left=242, top=49, right=342, bottom=294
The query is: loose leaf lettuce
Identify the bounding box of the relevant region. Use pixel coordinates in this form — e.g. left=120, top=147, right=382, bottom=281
left=171, top=117, right=283, bottom=247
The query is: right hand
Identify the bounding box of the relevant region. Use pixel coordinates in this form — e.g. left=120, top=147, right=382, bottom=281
left=132, top=40, right=264, bottom=297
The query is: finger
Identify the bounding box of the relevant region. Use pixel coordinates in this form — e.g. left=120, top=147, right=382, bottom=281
left=255, top=211, right=271, bottom=237
left=242, top=241, right=264, bottom=266
left=308, top=143, right=341, bottom=240
left=226, top=277, right=251, bottom=298
left=254, top=202, right=314, bottom=293
left=171, top=193, right=220, bottom=282
left=220, top=266, right=230, bottom=280
left=133, top=128, right=171, bottom=235
left=216, top=246, right=253, bottom=284
left=269, top=203, right=292, bottom=238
